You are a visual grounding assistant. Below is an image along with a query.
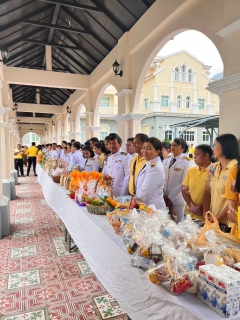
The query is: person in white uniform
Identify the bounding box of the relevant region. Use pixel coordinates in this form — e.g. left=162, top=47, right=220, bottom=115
left=126, top=137, right=136, bottom=159
left=163, top=138, right=195, bottom=222
left=103, top=134, right=131, bottom=197
left=136, top=137, right=166, bottom=209
left=48, top=143, right=60, bottom=159
left=71, top=141, right=84, bottom=168
left=81, top=146, right=99, bottom=172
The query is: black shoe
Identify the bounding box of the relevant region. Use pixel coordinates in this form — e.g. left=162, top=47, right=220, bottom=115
left=26, top=174, right=29, bottom=176
left=21, top=175, right=26, bottom=177
left=34, top=174, right=38, bottom=176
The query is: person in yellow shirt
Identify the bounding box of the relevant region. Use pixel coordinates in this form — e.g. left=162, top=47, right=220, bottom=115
left=189, top=144, right=195, bottom=159
left=129, top=133, right=148, bottom=195
left=94, top=142, right=105, bottom=172
left=224, top=164, right=240, bottom=224
left=182, top=144, right=213, bottom=220
left=203, top=134, right=238, bottom=228
left=27, top=142, right=38, bottom=176
left=14, top=144, right=25, bottom=177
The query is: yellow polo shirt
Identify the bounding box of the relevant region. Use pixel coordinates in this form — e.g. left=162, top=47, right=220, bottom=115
left=129, top=154, right=146, bottom=195
left=189, top=147, right=195, bottom=155
left=14, top=149, right=23, bottom=159
left=97, top=153, right=105, bottom=169
left=206, top=159, right=237, bottom=225
left=224, top=165, right=240, bottom=202
left=27, top=146, right=38, bottom=157
left=182, top=165, right=209, bottom=220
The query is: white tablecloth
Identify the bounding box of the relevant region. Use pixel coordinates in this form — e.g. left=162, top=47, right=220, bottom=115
left=37, top=165, right=238, bottom=320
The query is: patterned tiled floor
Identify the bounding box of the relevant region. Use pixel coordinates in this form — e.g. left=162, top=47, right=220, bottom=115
left=0, top=174, right=128, bottom=320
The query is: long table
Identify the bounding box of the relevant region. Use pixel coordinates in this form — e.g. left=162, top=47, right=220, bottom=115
left=37, top=165, right=238, bottom=320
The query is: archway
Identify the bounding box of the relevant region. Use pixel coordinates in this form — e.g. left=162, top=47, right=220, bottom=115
left=137, top=30, right=223, bottom=144
left=22, top=132, right=40, bottom=146
left=94, top=84, right=118, bottom=137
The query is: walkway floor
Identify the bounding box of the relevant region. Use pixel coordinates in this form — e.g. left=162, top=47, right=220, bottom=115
left=0, top=173, right=127, bottom=320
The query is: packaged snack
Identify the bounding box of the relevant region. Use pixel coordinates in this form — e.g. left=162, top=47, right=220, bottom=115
left=148, top=261, right=172, bottom=284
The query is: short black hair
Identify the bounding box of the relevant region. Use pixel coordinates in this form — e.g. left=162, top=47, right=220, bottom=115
left=90, top=137, right=99, bottom=143
left=162, top=142, right=171, bottom=150
left=52, top=143, right=57, bottom=146
left=127, top=138, right=134, bottom=143
left=109, top=134, right=122, bottom=145
left=195, top=144, right=213, bottom=159
left=173, top=137, right=188, bottom=153
left=62, top=140, right=67, bottom=145
left=73, top=141, right=81, bottom=150
left=85, top=140, right=91, bottom=146
left=38, top=145, right=42, bottom=151
left=215, top=133, right=239, bottom=160
left=95, top=142, right=106, bottom=153
left=144, top=137, right=162, bottom=158
left=82, top=146, right=94, bottom=158
left=71, top=139, right=76, bottom=143
left=67, top=142, right=72, bottom=147
left=135, top=133, right=148, bottom=143
left=32, top=142, right=36, bottom=146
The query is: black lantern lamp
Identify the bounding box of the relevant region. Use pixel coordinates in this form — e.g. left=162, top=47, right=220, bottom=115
left=0, top=47, right=9, bottom=64
left=13, top=103, right=18, bottom=111
left=112, top=59, right=123, bottom=77
left=52, top=120, right=55, bottom=125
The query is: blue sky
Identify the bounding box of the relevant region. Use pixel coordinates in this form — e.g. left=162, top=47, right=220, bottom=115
left=158, top=30, right=223, bottom=77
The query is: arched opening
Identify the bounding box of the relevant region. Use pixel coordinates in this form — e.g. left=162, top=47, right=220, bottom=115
left=22, top=132, right=40, bottom=146
left=137, top=30, right=223, bottom=140
left=94, top=84, right=118, bottom=137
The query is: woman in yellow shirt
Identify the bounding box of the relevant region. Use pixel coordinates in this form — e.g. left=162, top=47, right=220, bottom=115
left=182, top=144, right=213, bottom=220
left=203, top=133, right=238, bottom=227
left=94, top=142, right=106, bottom=172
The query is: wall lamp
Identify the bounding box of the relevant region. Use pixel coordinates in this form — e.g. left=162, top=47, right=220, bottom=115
left=66, top=105, right=71, bottom=114
left=45, top=127, right=47, bottom=131
left=13, top=103, right=18, bottom=111
left=0, top=47, right=9, bottom=64
left=52, top=121, right=55, bottom=125
left=18, top=127, right=21, bottom=130
left=112, top=59, right=123, bottom=77
left=17, top=119, right=20, bottom=124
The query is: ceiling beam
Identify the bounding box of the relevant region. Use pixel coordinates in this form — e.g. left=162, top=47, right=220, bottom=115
left=13, top=51, right=44, bottom=68
left=18, top=117, right=52, bottom=124
left=23, top=20, right=90, bottom=35
left=5, top=66, right=89, bottom=89
left=37, top=0, right=102, bottom=12
left=89, top=0, right=126, bottom=32
left=40, top=92, right=64, bottom=105
left=5, top=27, right=46, bottom=49
left=51, top=55, right=76, bottom=74
left=6, top=45, right=41, bottom=64
left=23, top=39, right=83, bottom=50
left=61, top=6, right=112, bottom=51
left=0, top=3, right=54, bottom=33
left=56, top=47, right=91, bottom=74
left=139, top=0, right=151, bottom=8
left=17, top=103, right=63, bottom=114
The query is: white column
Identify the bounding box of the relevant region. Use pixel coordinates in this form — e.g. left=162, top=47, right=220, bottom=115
left=153, top=84, right=158, bottom=100
left=193, top=73, right=198, bottom=103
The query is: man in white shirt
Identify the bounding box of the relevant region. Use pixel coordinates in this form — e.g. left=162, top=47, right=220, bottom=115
left=126, top=137, right=136, bottom=159
left=60, top=141, right=67, bottom=158
left=103, top=134, right=131, bottom=197
left=48, top=143, right=60, bottom=159
left=71, top=141, right=84, bottom=168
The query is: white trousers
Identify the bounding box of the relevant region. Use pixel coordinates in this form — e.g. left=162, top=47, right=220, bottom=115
left=173, top=204, right=185, bottom=223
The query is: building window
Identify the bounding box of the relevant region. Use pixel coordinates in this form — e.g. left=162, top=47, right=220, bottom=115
left=181, top=64, right=187, bottom=81
left=198, top=98, right=205, bottom=110
left=202, top=131, right=210, bottom=142
left=180, top=130, right=195, bottom=142
left=186, top=96, right=191, bottom=108
left=165, top=130, right=172, bottom=141
left=100, top=132, right=108, bottom=140
left=177, top=95, right=182, bottom=108
left=188, top=69, right=193, bottom=82
left=161, top=95, right=169, bottom=107
left=143, top=98, right=148, bottom=110
left=100, top=97, right=110, bottom=108
left=174, top=67, right=180, bottom=81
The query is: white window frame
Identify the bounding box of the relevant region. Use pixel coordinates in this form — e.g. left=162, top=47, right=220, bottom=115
left=185, top=96, right=191, bottom=109
left=143, top=98, right=149, bottom=110
left=177, top=95, right=182, bottom=108
left=161, top=95, right=169, bottom=107
left=180, top=130, right=195, bottom=142
left=188, top=69, right=193, bottom=82
left=181, top=64, right=187, bottom=82
left=198, top=98, right=206, bottom=110
left=100, top=123, right=109, bottom=140
left=202, top=130, right=210, bottom=142
left=174, top=67, right=180, bottom=81
left=165, top=130, right=172, bottom=141
left=100, top=97, right=110, bottom=108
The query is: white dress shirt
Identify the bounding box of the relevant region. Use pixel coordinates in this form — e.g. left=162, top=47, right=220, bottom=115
left=71, top=150, right=84, bottom=168
left=81, top=158, right=99, bottom=172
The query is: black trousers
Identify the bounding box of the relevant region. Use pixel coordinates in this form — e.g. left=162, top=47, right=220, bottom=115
left=14, top=158, right=24, bottom=176
left=27, top=157, right=36, bottom=175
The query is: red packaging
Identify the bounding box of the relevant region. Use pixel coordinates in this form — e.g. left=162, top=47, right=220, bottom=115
left=170, top=275, right=192, bottom=295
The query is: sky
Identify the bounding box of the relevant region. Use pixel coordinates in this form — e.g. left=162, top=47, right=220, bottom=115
left=158, top=30, right=223, bottom=77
